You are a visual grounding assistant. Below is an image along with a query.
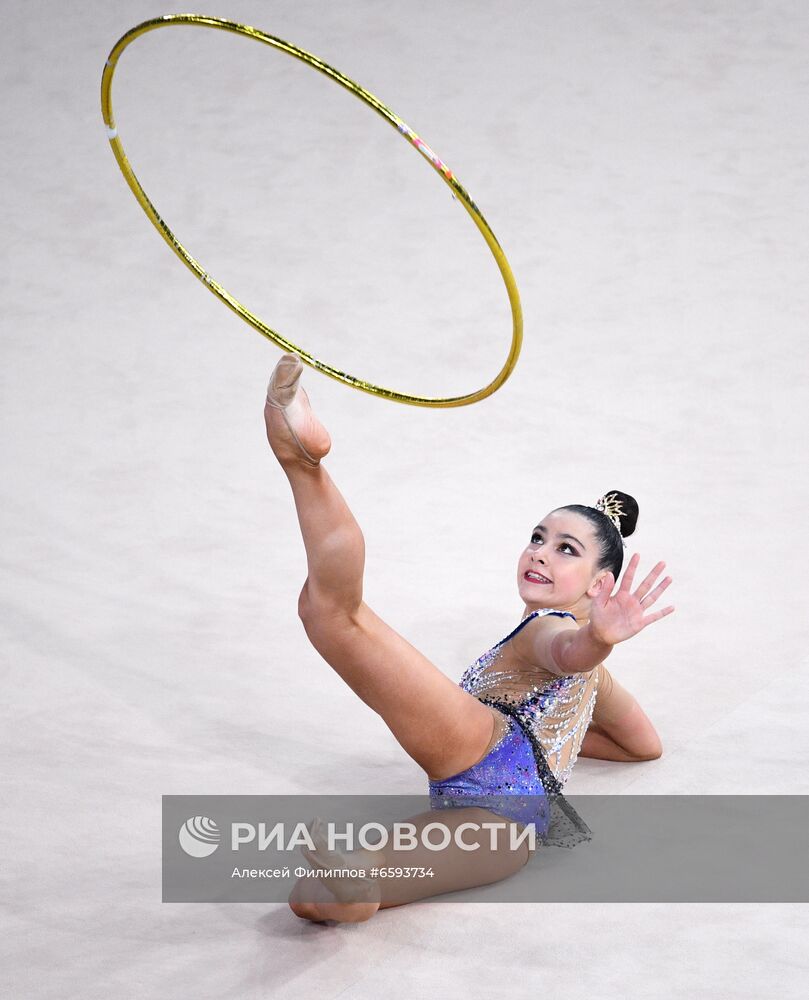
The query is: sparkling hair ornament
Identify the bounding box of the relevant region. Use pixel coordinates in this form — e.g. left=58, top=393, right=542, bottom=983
left=594, top=492, right=627, bottom=545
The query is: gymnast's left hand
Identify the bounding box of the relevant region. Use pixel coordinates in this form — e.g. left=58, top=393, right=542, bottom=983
left=588, top=553, right=674, bottom=646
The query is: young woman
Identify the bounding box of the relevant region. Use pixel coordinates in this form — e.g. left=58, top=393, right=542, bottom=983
left=264, top=352, right=674, bottom=924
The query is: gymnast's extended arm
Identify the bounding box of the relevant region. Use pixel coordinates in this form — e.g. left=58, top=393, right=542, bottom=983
left=514, top=618, right=662, bottom=761
left=526, top=553, right=674, bottom=677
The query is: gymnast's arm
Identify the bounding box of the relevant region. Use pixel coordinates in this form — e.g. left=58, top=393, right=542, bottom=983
left=512, top=618, right=662, bottom=761
left=579, top=664, right=663, bottom=762
left=517, top=548, right=676, bottom=676
left=512, top=614, right=614, bottom=676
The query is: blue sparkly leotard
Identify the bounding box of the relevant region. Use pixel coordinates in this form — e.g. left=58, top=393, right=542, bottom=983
left=428, top=608, right=599, bottom=848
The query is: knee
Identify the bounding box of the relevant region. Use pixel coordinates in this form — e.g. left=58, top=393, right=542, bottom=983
left=296, top=583, right=333, bottom=633
left=297, top=582, right=314, bottom=625
left=297, top=581, right=332, bottom=629
left=297, top=580, right=360, bottom=634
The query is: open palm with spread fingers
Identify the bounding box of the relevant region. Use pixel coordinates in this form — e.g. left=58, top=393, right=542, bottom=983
left=589, top=553, right=674, bottom=646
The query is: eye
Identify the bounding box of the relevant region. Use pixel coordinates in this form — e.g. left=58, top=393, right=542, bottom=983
left=559, top=542, right=576, bottom=555
left=530, top=532, right=542, bottom=544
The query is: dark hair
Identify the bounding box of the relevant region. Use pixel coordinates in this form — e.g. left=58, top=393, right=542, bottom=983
left=554, top=490, right=639, bottom=579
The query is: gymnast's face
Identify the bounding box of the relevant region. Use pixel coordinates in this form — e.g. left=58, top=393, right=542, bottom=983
left=516, top=510, right=610, bottom=617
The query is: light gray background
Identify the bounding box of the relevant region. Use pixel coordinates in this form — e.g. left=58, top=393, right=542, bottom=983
left=2, top=0, right=807, bottom=996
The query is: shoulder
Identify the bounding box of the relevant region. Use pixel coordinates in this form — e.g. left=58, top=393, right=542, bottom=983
left=520, top=608, right=578, bottom=630
left=511, top=609, right=580, bottom=675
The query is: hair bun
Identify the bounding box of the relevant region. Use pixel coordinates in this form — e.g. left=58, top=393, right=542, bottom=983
left=601, top=490, right=639, bottom=538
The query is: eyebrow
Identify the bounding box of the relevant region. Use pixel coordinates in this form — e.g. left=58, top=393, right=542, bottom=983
left=533, top=525, right=586, bottom=551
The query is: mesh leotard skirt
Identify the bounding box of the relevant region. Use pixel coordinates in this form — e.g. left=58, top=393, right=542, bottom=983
left=428, top=707, right=592, bottom=849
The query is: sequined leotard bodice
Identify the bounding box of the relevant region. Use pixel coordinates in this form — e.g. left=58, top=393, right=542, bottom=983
left=428, top=606, right=599, bottom=848
left=460, top=607, right=601, bottom=789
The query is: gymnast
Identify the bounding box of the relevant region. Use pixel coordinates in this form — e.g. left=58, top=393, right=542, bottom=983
left=263, top=352, right=674, bottom=924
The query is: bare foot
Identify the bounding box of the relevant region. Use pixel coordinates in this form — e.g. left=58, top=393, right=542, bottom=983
left=264, top=353, right=332, bottom=467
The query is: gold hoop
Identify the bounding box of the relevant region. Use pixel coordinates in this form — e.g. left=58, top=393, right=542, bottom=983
left=100, top=14, right=523, bottom=407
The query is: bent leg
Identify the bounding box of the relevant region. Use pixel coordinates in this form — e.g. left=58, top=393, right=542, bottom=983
left=300, top=593, right=499, bottom=781
left=377, top=807, right=533, bottom=908
left=288, top=807, right=532, bottom=923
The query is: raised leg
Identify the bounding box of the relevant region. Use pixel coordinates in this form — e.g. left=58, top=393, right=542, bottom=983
left=264, top=354, right=497, bottom=782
